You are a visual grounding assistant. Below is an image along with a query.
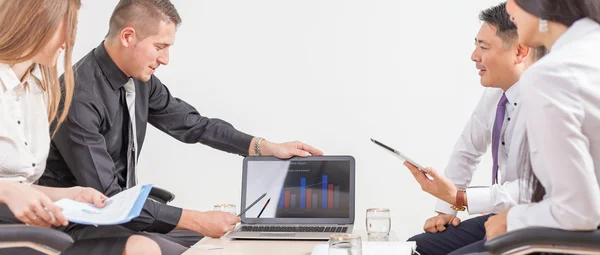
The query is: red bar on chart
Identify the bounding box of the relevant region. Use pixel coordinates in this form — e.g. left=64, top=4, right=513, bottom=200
left=284, top=190, right=291, bottom=208
left=328, top=184, right=334, bottom=208
left=306, top=189, right=312, bottom=209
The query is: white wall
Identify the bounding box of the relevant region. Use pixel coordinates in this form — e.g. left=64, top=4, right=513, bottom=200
left=71, top=0, right=503, bottom=240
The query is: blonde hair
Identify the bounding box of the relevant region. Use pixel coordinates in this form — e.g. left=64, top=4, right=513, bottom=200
left=0, top=0, right=81, bottom=134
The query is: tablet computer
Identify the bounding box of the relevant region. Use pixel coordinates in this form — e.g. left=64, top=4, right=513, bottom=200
left=370, top=138, right=427, bottom=173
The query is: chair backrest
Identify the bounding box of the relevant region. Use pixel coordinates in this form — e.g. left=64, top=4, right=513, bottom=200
left=0, top=225, right=74, bottom=255
left=485, top=227, right=600, bottom=255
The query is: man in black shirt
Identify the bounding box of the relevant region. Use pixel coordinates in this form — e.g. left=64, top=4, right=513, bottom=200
left=40, top=0, right=322, bottom=250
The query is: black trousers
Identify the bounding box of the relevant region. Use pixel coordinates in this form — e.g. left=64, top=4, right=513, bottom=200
left=407, top=215, right=490, bottom=255
left=64, top=223, right=201, bottom=254
left=408, top=214, right=575, bottom=255
left=0, top=204, right=190, bottom=255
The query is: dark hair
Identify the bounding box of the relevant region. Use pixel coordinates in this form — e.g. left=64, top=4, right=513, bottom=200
left=518, top=138, right=546, bottom=203
left=515, top=0, right=600, bottom=27
left=479, top=2, right=519, bottom=45
left=531, top=46, right=548, bottom=61
left=107, top=0, right=182, bottom=39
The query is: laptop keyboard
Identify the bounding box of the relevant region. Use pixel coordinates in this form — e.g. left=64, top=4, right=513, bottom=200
left=240, top=226, right=348, bottom=233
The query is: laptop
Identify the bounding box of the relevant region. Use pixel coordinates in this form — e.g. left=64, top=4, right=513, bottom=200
left=226, top=155, right=355, bottom=240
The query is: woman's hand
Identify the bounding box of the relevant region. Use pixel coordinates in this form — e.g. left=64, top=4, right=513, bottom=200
left=0, top=181, right=68, bottom=227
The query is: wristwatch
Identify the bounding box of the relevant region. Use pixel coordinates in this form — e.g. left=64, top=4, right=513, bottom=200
left=451, top=188, right=467, bottom=211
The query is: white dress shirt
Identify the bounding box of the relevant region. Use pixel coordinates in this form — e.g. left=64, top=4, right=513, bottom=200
left=436, top=82, right=531, bottom=215
left=0, top=63, right=50, bottom=183
left=507, top=18, right=600, bottom=231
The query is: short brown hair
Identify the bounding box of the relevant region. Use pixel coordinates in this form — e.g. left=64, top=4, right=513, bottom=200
left=106, top=0, right=182, bottom=39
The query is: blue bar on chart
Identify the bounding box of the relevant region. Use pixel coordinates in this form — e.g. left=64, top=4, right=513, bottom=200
left=300, top=178, right=306, bottom=208
left=278, top=188, right=284, bottom=208
left=291, top=194, right=296, bottom=209
left=322, top=175, right=328, bottom=208
left=334, top=186, right=340, bottom=208
left=312, top=194, right=318, bottom=209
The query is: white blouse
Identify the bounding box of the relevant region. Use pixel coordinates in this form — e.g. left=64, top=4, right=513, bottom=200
left=0, top=63, right=50, bottom=184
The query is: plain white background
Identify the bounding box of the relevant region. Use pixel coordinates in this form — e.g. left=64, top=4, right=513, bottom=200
left=67, top=0, right=504, bottom=240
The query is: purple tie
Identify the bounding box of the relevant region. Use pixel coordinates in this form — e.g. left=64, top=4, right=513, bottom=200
left=492, top=93, right=508, bottom=184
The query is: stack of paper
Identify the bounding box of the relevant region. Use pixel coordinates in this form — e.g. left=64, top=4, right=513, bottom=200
left=55, top=184, right=152, bottom=225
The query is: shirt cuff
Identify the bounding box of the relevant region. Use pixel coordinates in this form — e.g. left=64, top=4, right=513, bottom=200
left=231, top=130, right=254, bottom=156
left=466, top=187, right=492, bottom=215
left=122, top=199, right=182, bottom=233
left=151, top=203, right=183, bottom=233
left=435, top=199, right=458, bottom=216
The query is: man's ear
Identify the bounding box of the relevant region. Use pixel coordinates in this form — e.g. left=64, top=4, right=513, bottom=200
left=120, top=27, right=137, bottom=48
left=515, top=43, right=530, bottom=64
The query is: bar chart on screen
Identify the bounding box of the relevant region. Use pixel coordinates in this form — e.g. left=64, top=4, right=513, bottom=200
left=278, top=175, right=341, bottom=210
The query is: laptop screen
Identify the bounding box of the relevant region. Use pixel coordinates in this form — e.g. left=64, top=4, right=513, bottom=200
left=241, top=156, right=354, bottom=224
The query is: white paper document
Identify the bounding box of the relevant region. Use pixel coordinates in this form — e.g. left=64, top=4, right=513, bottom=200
left=55, top=184, right=152, bottom=225
left=311, top=241, right=416, bottom=255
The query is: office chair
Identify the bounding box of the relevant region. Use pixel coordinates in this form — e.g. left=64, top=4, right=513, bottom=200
left=0, top=186, right=174, bottom=255
left=148, top=186, right=175, bottom=204
left=0, top=186, right=173, bottom=255
left=485, top=227, right=600, bottom=255
left=0, top=225, right=74, bottom=255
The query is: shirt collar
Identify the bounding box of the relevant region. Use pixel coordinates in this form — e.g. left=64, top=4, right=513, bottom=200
left=504, top=80, right=520, bottom=106
left=0, top=63, right=23, bottom=94
left=93, top=41, right=130, bottom=90
left=551, top=18, right=600, bottom=52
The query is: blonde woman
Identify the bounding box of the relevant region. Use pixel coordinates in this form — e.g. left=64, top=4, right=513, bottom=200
left=0, top=0, right=161, bottom=254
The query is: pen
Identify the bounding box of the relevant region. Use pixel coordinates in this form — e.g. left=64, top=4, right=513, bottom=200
left=256, top=198, right=271, bottom=218
left=237, top=193, right=267, bottom=217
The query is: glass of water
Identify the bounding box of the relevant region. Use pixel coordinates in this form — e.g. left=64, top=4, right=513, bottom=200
left=366, top=208, right=391, bottom=240
left=328, top=234, right=362, bottom=255
left=214, top=204, right=237, bottom=215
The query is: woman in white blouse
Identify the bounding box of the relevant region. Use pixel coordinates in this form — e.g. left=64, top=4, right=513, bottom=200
left=0, top=1, right=161, bottom=254
left=484, top=0, right=600, bottom=240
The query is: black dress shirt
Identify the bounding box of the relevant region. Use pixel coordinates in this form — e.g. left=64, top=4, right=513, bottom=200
left=40, top=41, right=254, bottom=233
